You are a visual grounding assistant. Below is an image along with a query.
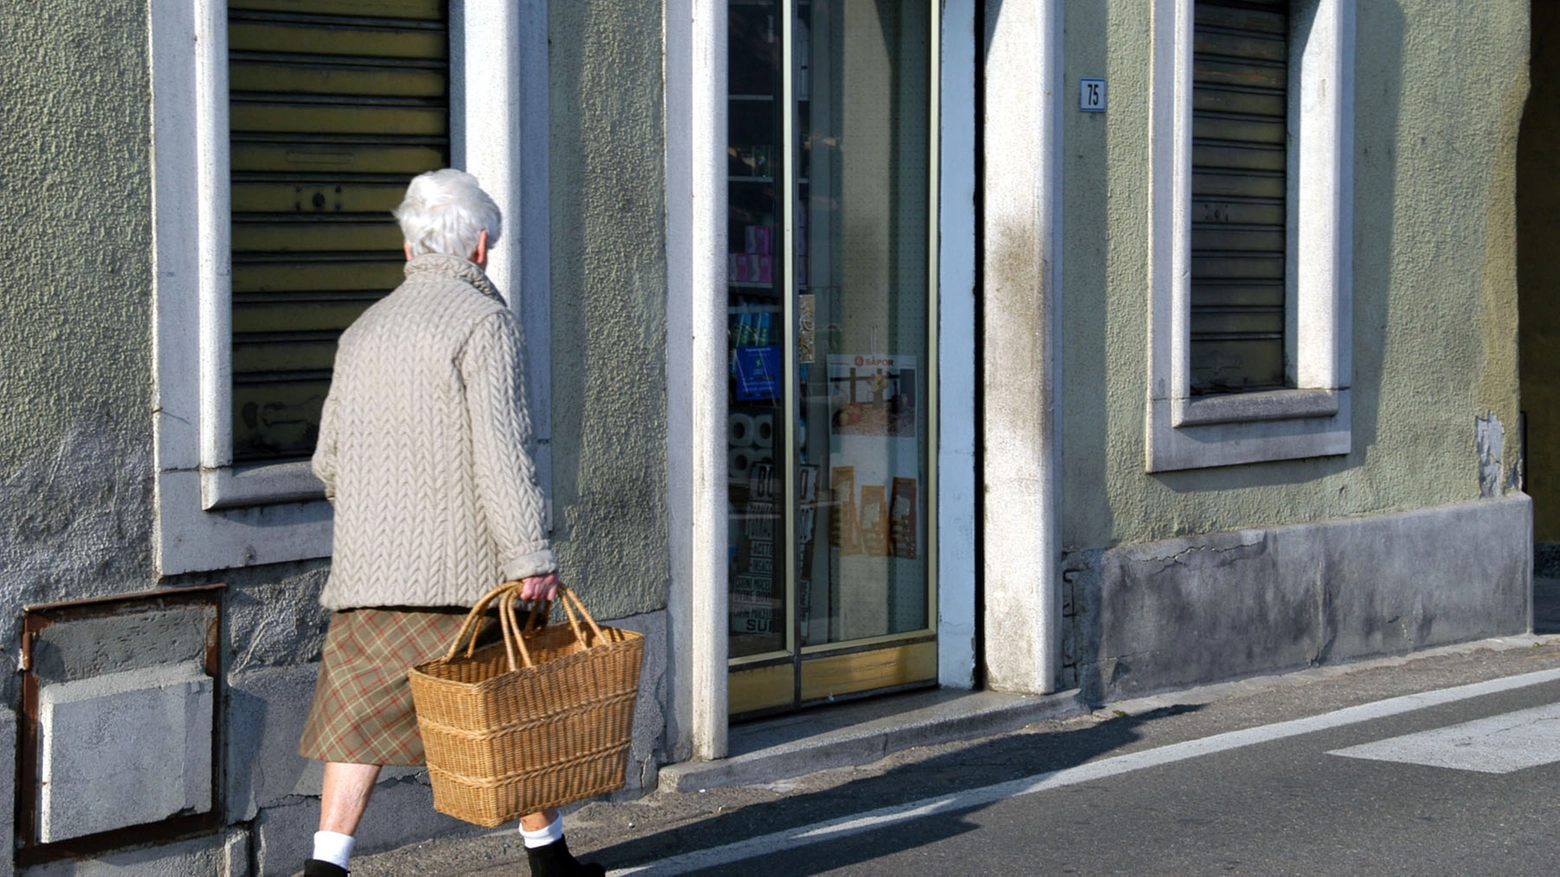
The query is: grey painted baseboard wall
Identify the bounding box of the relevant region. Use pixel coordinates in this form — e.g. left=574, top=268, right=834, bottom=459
left=1063, top=495, right=1533, bottom=702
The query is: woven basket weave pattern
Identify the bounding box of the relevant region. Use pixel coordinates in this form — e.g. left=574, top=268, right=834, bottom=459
left=408, top=585, right=644, bottom=826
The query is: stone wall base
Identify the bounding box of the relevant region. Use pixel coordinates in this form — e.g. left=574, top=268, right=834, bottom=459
left=20, top=831, right=248, bottom=877
left=4, top=608, right=670, bottom=876
left=1063, top=496, right=1533, bottom=702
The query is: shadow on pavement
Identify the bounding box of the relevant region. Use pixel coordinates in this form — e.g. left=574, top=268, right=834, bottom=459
left=595, top=703, right=1203, bottom=874
left=674, top=814, right=978, bottom=877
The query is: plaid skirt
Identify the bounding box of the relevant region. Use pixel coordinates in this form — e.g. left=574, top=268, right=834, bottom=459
left=299, top=606, right=492, bottom=766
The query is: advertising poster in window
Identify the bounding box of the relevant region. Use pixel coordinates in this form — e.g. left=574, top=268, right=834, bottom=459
left=827, top=353, right=924, bottom=640
left=827, top=353, right=920, bottom=556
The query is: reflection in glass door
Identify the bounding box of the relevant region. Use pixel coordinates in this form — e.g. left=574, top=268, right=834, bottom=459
left=726, top=0, right=937, bottom=717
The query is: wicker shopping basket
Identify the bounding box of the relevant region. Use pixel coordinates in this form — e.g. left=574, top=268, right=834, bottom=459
left=408, top=582, right=643, bottom=826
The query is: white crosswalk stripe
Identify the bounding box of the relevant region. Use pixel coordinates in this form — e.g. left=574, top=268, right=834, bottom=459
left=1327, top=702, right=1560, bottom=774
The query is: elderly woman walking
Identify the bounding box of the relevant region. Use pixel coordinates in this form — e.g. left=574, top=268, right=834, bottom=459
left=298, top=169, right=603, bottom=877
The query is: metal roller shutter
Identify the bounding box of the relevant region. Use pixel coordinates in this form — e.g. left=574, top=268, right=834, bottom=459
left=229, top=0, right=449, bottom=462
left=1190, top=0, right=1288, bottom=395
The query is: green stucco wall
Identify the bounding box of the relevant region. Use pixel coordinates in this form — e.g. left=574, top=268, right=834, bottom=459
left=0, top=0, right=156, bottom=623
left=1060, top=0, right=1528, bottom=551
left=548, top=0, right=670, bottom=619
left=0, top=0, right=670, bottom=640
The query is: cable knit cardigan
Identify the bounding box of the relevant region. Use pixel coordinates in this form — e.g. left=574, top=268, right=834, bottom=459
left=312, top=253, right=557, bottom=610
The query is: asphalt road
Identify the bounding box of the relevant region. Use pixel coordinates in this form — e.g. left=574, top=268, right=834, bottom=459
left=353, top=637, right=1560, bottom=876
left=657, top=675, right=1560, bottom=875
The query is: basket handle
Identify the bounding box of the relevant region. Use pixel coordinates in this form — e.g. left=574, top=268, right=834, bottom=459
left=519, top=595, right=552, bottom=635
left=498, top=587, right=535, bottom=672
left=441, top=581, right=610, bottom=672
left=553, top=585, right=608, bottom=647
left=444, top=583, right=510, bottom=662
left=442, top=581, right=536, bottom=669
left=516, top=584, right=601, bottom=649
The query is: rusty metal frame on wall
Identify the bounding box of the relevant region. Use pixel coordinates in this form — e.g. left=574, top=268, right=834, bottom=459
left=15, top=585, right=225, bottom=867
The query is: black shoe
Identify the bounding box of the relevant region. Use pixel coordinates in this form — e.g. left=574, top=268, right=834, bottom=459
left=303, top=860, right=349, bottom=877
left=525, top=837, right=606, bottom=877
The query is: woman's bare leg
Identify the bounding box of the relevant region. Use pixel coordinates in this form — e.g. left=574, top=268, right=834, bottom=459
left=319, top=762, right=382, bottom=835
left=519, top=809, right=561, bottom=832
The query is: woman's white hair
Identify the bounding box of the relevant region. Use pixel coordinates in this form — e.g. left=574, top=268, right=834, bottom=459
left=393, top=168, right=502, bottom=258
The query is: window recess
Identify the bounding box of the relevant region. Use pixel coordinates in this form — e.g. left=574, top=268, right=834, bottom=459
left=228, top=0, right=451, bottom=463
left=1189, top=0, right=1289, bottom=395
left=1146, top=0, right=1354, bottom=472
left=153, top=0, right=544, bottom=574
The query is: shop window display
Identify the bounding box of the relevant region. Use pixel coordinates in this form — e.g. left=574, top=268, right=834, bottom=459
left=727, top=0, right=935, bottom=712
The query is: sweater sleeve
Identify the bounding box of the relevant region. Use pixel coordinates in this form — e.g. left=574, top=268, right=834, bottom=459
left=460, top=311, right=559, bottom=582
left=312, top=383, right=340, bottom=501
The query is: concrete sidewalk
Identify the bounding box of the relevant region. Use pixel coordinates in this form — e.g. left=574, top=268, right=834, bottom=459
left=333, top=686, right=1085, bottom=876
left=658, top=686, right=1084, bottom=794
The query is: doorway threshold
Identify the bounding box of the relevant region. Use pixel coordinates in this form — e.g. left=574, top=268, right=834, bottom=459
left=658, top=687, right=1085, bottom=793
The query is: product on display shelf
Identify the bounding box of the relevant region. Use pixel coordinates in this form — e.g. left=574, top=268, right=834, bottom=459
left=728, top=447, right=753, bottom=479
left=728, top=412, right=756, bottom=447
left=746, top=531, right=774, bottom=576
left=798, top=577, right=812, bottom=640
left=890, top=477, right=918, bottom=559
left=745, top=225, right=773, bottom=256
left=798, top=464, right=819, bottom=504
left=830, top=466, right=860, bottom=555
left=752, top=414, right=775, bottom=448
left=731, top=573, right=776, bottom=635
left=732, top=311, right=772, bottom=347
left=746, top=501, right=775, bottom=543
left=735, top=345, right=781, bottom=401
left=733, top=460, right=780, bottom=636
left=730, top=253, right=767, bottom=283
left=797, top=464, right=819, bottom=545
left=749, top=461, right=777, bottom=503
left=730, top=145, right=771, bottom=178
left=859, top=484, right=889, bottom=557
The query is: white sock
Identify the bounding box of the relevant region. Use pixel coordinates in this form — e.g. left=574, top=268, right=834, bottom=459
left=520, top=815, right=565, bottom=849
left=312, top=831, right=355, bottom=868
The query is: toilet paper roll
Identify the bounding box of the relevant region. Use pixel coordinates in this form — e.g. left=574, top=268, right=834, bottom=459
left=729, top=448, right=754, bottom=478
left=728, top=413, right=755, bottom=448
left=753, top=414, right=775, bottom=448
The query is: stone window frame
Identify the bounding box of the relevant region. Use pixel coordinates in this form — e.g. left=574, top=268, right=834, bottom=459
left=151, top=0, right=551, bottom=575
left=1146, top=0, right=1355, bottom=472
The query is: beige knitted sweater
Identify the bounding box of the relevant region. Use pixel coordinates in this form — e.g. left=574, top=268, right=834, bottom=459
left=312, top=253, right=557, bottom=610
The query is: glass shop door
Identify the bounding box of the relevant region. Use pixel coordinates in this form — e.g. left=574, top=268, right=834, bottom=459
left=726, top=0, right=938, bottom=718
